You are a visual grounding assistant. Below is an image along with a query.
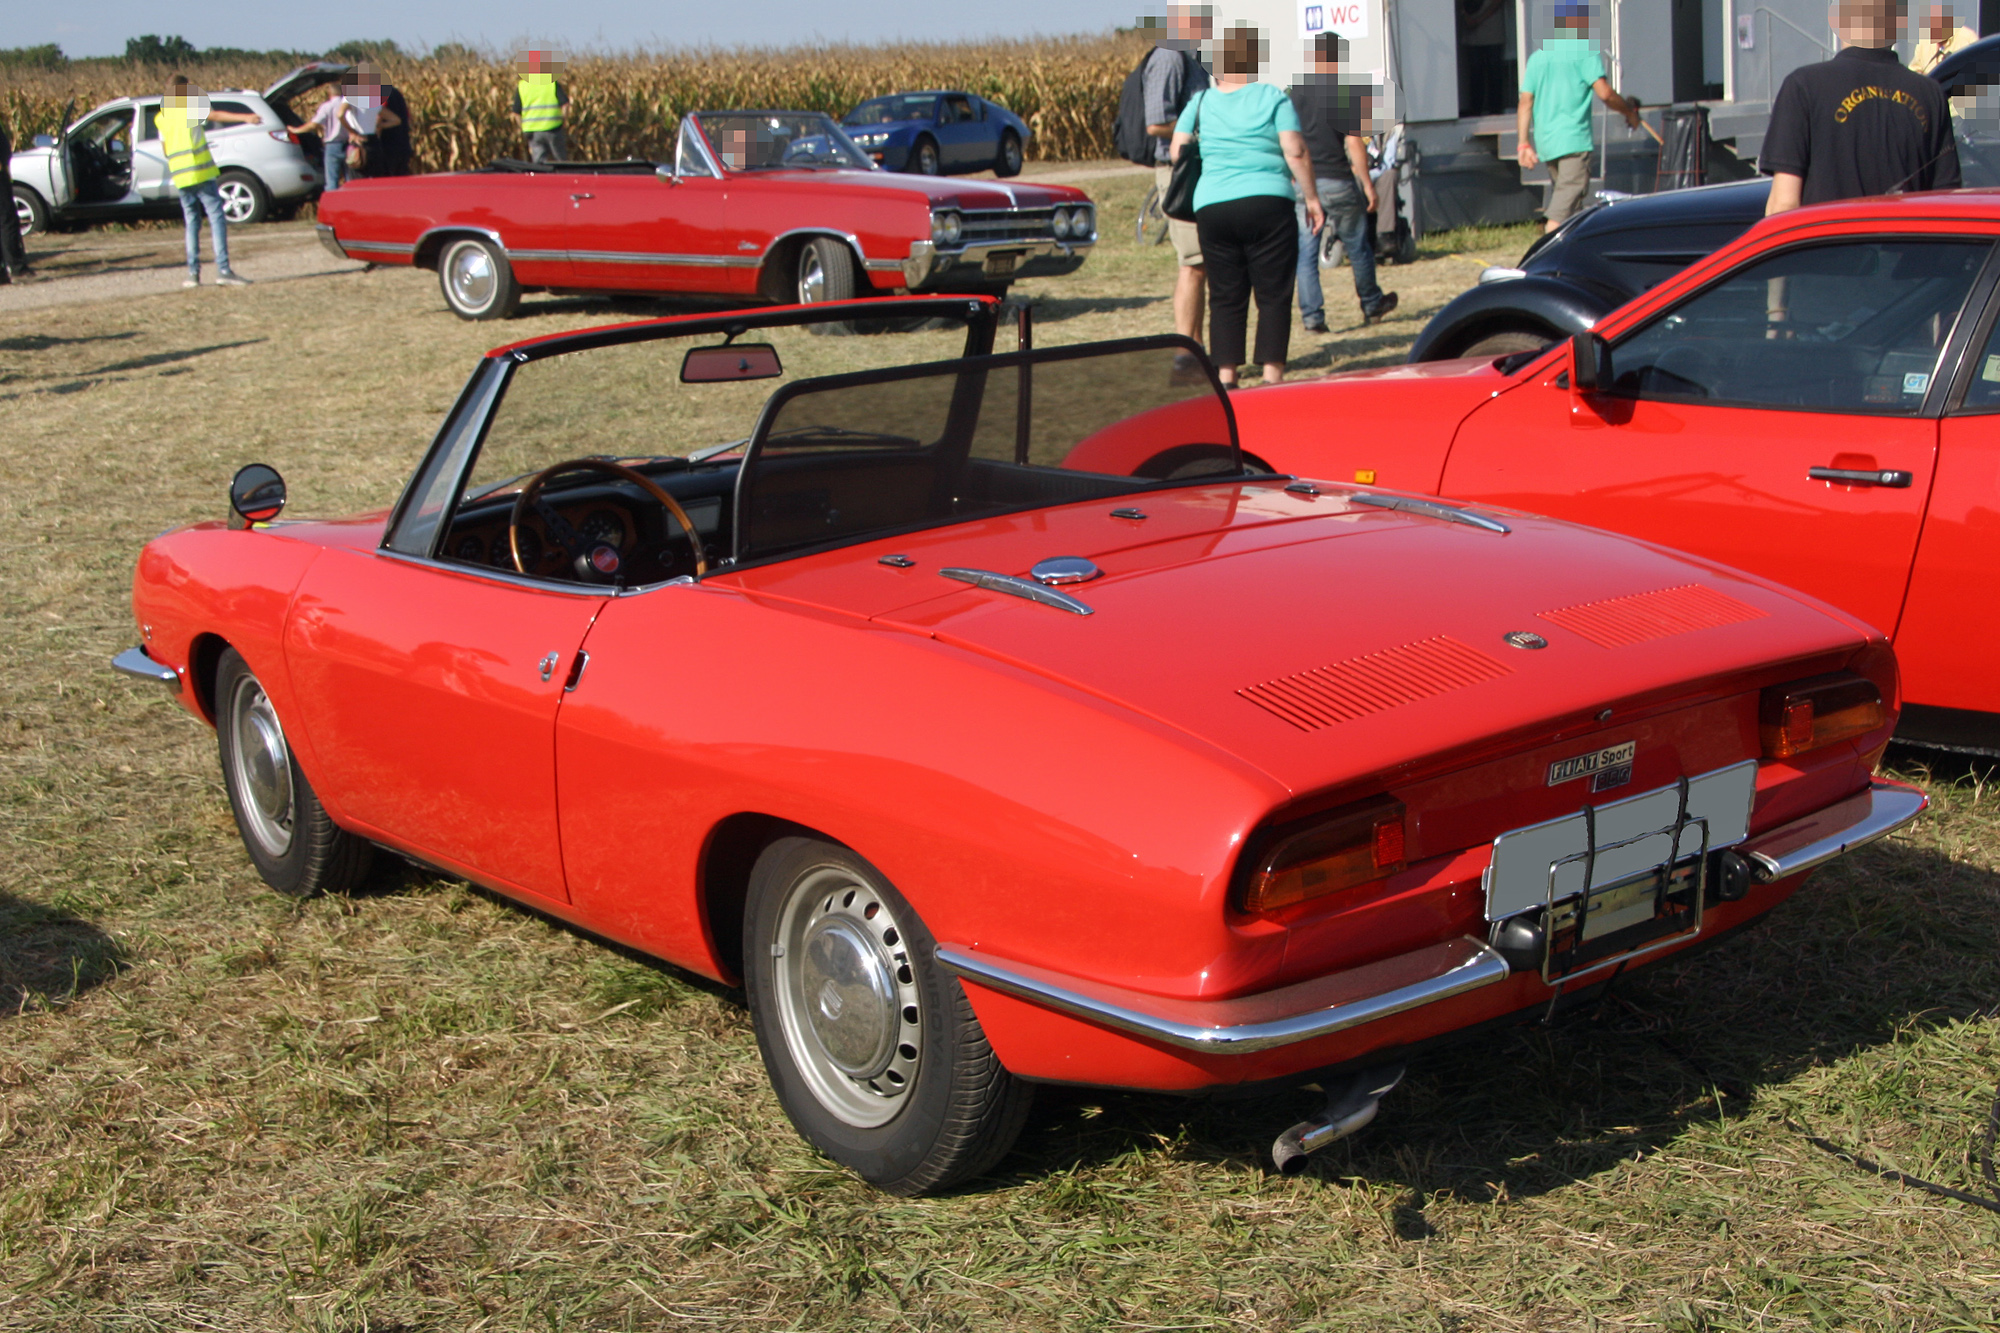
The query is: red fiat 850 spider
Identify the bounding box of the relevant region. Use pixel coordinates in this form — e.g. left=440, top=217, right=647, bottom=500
left=1219, top=193, right=2000, bottom=756
left=314, top=110, right=1096, bottom=321
left=113, top=296, right=1922, bottom=1193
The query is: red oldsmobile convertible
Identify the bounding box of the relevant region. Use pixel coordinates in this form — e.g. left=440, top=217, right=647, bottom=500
left=112, top=296, right=1922, bottom=1193
left=314, top=110, right=1096, bottom=321
left=1213, top=192, right=2000, bottom=755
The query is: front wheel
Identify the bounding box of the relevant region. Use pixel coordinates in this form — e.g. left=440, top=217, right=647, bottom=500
left=995, top=131, right=1023, bottom=178
left=216, top=170, right=271, bottom=225
left=215, top=648, right=373, bottom=897
left=438, top=236, right=522, bottom=320
left=13, top=184, right=49, bottom=236
left=744, top=837, right=1033, bottom=1195
left=911, top=138, right=941, bottom=176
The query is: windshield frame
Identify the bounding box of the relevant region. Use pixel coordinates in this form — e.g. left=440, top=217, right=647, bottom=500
left=688, top=110, right=876, bottom=172
left=725, top=333, right=1241, bottom=574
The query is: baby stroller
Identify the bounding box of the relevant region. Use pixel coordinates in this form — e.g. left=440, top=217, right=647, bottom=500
left=1320, top=126, right=1420, bottom=269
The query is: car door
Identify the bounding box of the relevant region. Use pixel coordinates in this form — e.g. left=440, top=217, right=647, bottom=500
left=67, top=106, right=138, bottom=206
left=1443, top=234, right=1987, bottom=638
left=934, top=95, right=985, bottom=171
left=132, top=102, right=172, bottom=200
left=567, top=121, right=734, bottom=293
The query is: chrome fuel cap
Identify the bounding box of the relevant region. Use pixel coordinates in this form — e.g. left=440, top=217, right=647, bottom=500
left=1030, top=556, right=1101, bottom=586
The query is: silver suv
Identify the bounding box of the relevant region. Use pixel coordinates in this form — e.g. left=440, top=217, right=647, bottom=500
left=10, top=63, right=351, bottom=235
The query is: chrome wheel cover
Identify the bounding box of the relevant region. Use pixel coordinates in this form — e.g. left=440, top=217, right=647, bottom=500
left=217, top=179, right=255, bottom=223
left=447, top=243, right=497, bottom=313
left=773, top=865, right=922, bottom=1127
left=796, top=247, right=825, bottom=303
left=226, top=673, right=294, bottom=858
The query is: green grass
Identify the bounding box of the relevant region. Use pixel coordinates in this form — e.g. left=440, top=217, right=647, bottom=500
left=0, top=205, right=1995, bottom=1331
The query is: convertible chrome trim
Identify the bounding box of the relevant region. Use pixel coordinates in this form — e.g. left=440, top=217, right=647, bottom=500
left=338, top=238, right=417, bottom=256
left=940, top=567, right=1094, bottom=616
left=1741, top=779, right=1927, bottom=883
left=111, top=645, right=181, bottom=692
left=936, top=936, right=1511, bottom=1054
left=1350, top=492, right=1511, bottom=534
left=569, top=249, right=758, bottom=268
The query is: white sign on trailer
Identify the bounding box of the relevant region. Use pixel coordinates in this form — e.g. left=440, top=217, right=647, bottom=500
left=1299, top=0, right=1370, bottom=40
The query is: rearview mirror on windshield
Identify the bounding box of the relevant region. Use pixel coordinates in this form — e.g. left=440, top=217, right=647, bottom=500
left=682, top=343, right=783, bottom=383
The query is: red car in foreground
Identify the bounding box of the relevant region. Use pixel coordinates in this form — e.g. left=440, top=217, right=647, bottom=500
left=1215, top=191, right=2000, bottom=756
left=113, top=297, right=1921, bottom=1192
left=315, top=110, right=1096, bottom=321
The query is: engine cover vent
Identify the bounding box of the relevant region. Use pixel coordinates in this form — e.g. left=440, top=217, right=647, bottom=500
left=1239, top=636, right=1512, bottom=732
left=1538, top=584, right=1767, bottom=649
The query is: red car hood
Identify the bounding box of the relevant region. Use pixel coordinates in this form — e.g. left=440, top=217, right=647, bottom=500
left=725, top=482, right=1869, bottom=794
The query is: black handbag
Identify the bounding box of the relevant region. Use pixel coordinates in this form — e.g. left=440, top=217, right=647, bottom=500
left=1161, top=92, right=1205, bottom=222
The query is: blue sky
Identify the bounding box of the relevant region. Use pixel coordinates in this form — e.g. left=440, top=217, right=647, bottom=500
left=6, top=2, right=1140, bottom=58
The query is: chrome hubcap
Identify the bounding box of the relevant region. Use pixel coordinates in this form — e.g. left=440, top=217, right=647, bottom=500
left=774, top=866, right=921, bottom=1127
left=797, top=248, right=825, bottom=303
left=449, top=244, right=496, bottom=311
left=227, top=675, right=294, bottom=858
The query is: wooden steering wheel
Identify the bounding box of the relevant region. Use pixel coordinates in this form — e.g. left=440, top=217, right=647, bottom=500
left=509, top=457, right=708, bottom=580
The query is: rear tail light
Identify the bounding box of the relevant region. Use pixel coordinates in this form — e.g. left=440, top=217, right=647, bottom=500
left=1238, top=797, right=1407, bottom=914
left=1759, top=671, right=1885, bottom=759
left=270, top=130, right=295, bottom=144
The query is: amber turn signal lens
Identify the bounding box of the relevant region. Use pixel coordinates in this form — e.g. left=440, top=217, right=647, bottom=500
left=1240, top=798, right=1407, bottom=914
left=1759, top=672, right=1885, bottom=760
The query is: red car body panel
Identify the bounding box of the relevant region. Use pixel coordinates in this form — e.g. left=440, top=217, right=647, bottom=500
left=1211, top=197, right=2000, bottom=723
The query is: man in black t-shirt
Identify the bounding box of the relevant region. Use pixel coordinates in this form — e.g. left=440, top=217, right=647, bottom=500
left=1290, top=33, right=1394, bottom=331
left=1761, top=0, right=1959, bottom=214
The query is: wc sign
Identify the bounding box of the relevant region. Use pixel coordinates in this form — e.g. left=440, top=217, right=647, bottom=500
left=1300, top=0, right=1370, bottom=39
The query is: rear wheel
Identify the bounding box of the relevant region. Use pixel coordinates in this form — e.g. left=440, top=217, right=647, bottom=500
left=215, top=648, right=373, bottom=897
left=1459, top=327, right=1555, bottom=358
left=995, top=131, right=1023, bottom=178
left=912, top=137, right=941, bottom=176
left=13, top=185, right=49, bottom=236
left=438, top=236, right=521, bottom=320
left=216, top=169, right=271, bottom=225
left=744, top=837, right=1033, bottom=1195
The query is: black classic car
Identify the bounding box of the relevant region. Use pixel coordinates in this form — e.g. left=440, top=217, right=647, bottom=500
left=1410, top=38, right=2000, bottom=364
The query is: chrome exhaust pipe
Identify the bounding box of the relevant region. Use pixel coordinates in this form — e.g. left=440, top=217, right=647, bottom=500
left=1270, top=1064, right=1405, bottom=1174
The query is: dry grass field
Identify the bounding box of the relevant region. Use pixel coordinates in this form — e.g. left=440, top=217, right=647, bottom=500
left=2, top=170, right=1997, bottom=1332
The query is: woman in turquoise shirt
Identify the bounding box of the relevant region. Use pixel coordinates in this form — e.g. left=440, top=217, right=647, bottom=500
left=1171, top=25, right=1324, bottom=386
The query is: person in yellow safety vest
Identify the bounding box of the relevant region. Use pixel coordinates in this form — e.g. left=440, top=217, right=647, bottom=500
left=161, top=74, right=260, bottom=287
left=512, top=49, right=571, bottom=164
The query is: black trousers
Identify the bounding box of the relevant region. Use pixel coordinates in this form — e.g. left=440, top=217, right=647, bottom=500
left=0, top=130, right=26, bottom=277
left=1195, top=194, right=1298, bottom=369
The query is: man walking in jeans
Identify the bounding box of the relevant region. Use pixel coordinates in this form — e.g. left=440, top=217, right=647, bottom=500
left=1291, top=33, right=1395, bottom=331
left=161, top=75, right=258, bottom=287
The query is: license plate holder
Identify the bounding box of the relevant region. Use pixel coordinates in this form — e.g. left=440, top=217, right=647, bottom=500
left=983, top=251, right=1021, bottom=277
left=1542, top=856, right=1704, bottom=980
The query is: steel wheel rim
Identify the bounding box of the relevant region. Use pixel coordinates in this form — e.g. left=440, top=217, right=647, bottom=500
left=13, top=196, right=31, bottom=232
left=917, top=143, right=938, bottom=175
left=218, top=180, right=254, bottom=223
left=773, top=865, right=922, bottom=1128
left=226, top=674, right=294, bottom=858
left=797, top=247, right=825, bottom=303
left=1003, top=137, right=1021, bottom=172
left=448, top=244, right=496, bottom=313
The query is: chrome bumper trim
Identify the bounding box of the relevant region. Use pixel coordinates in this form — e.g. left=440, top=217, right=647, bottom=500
left=337, top=238, right=416, bottom=257
left=111, top=645, right=180, bottom=692
left=314, top=223, right=350, bottom=261
left=901, top=237, right=1093, bottom=288
left=1742, top=779, right=1927, bottom=883
left=936, top=935, right=1510, bottom=1054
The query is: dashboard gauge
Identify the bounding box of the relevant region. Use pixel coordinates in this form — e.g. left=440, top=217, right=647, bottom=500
left=494, top=528, right=540, bottom=570
left=579, top=509, right=625, bottom=549
left=454, top=534, right=484, bottom=563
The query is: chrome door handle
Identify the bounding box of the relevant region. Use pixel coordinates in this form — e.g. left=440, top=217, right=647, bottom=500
left=569, top=192, right=594, bottom=203
left=1809, top=466, right=1913, bottom=488
left=538, top=651, right=559, bottom=682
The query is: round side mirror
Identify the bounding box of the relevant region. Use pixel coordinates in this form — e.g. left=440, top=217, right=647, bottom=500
left=229, top=463, right=287, bottom=528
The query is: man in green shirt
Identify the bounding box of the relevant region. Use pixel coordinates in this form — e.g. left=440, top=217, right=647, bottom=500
left=1517, top=1, right=1641, bottom=231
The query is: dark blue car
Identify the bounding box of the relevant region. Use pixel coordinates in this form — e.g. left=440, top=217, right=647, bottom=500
left=840, top=91, right=1029, bottom=177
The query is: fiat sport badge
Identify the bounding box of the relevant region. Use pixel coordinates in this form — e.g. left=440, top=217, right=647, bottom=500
left=1548, top=740, right=1637, bottom=791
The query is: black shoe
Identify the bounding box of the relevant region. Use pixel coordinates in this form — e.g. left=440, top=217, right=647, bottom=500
left=1361, top=291, right=1400, bottom=325
left=1302, top=314, right=1328, bottom=334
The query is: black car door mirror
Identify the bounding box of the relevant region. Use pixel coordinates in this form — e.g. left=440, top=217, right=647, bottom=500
left=229, top=463, right=287, bottom=528
left=1571, top=332, right=1613, bottom=392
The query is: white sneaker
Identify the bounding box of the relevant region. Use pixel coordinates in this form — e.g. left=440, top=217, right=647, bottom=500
left=183, top=275, right=200, bottom=288
left=217, top=271, right=251, bottom=287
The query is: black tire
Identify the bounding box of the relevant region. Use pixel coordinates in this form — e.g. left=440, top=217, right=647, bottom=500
left=1459, top=328, right=1555, bottom=358
left=1138, top=444, right=1276, bottom=480
left=995, top=131, right=1023, bottom=178
left=214, top=648, right=373, bottom=897
left=798, top=237, right=861, bottom=336
left=13, top=184, right=49, bottom=236
left=438, top=236, right=522, bottom=321
left=215, top=169, right=271, bottom=226
left=912, top=137, right=941, bottom=176
left=744, top=837, right=1033, bottom=1195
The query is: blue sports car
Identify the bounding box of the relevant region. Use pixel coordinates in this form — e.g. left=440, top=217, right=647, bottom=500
left=840, top=91, right=1029, bottom=177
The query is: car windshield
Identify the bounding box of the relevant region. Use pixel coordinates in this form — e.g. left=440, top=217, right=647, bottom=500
left=693, top=112, right=871, bottom=170
left=844, top=95, right=939, bottom=125
left=734, top=339, right=1240, bottom=564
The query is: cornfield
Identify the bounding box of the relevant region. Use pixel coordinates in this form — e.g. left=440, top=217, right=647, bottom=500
left=1, top=35, right=1149, bottom=169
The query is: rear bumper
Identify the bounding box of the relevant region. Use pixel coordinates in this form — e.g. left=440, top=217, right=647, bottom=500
left=110, top=645, right=181, bottom=692
left=942, top=779, right=1925, bottom=1072
left=314, top=224, right=351, bottom=261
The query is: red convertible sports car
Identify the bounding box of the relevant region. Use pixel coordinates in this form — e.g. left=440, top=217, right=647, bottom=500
left=113, top=295, right=1922, bottom=1193
left=315, top=110, right=1096, bottom=321
left=1213, top=191, right=2000, bottom=756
